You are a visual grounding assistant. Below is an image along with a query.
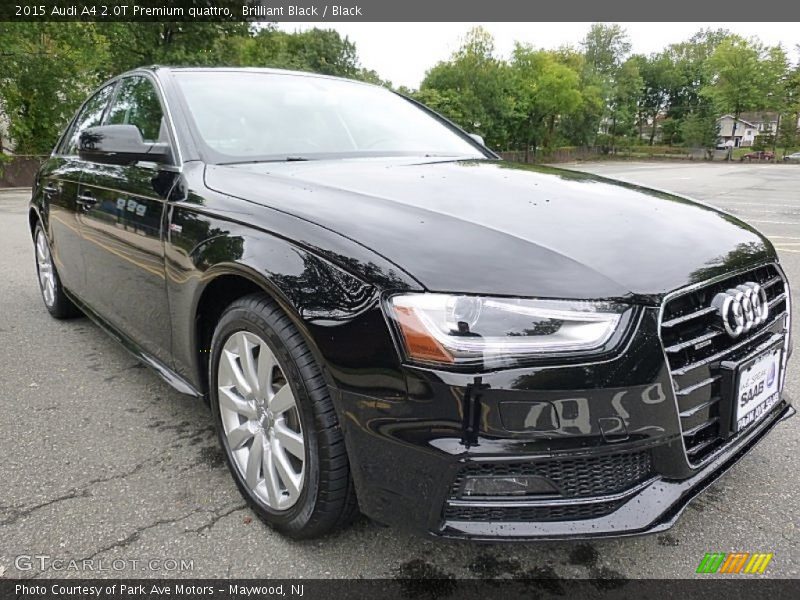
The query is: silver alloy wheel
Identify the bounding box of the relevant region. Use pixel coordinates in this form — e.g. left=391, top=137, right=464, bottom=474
left=218, top=330, right=306, bottom=511
left=35, top=229, right=56, bottom=307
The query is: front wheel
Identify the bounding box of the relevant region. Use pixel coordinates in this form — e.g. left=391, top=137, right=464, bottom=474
left=208, top=293, right=358, bottom=539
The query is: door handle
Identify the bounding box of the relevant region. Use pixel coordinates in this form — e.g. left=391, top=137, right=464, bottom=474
left=43, top=183, right=59, bottom=197
left=76, top=192, right=97, bottom=208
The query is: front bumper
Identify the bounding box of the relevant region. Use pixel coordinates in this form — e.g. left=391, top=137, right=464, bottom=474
left=332, top=302, right=794, bottom=540
left=440, top=399, right=794, bottom=540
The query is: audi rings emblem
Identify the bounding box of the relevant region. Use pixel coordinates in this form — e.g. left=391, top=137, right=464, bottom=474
left=711, top=282, right=769, bottom=338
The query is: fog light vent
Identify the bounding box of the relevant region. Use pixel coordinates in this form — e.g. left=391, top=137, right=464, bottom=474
left=461, top=475, right=559, bottom=498
left=449, top=450, right=653, bottom=501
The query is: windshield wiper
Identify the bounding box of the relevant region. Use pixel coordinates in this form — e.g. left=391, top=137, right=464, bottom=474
left=220, top=157, right=313, bottom=166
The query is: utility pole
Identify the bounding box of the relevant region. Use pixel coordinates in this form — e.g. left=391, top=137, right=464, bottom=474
left=728, top=109, right=739, bottom=162
left=773, top=113, right=780, bottom=155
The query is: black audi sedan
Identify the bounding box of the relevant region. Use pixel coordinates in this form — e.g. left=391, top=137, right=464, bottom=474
left=30, top=67, right=793, bottom=540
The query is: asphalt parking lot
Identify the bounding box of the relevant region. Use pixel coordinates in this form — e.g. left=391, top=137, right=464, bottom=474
left=0, top=161, right=798, bottom=580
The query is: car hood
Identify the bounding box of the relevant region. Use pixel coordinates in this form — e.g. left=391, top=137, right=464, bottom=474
left=205, top=158, right=774, bottom=301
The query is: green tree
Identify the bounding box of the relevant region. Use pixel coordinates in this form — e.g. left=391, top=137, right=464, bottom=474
left=100, top=20, right=250, bottom=76
left=0, top=22, right=382, bottom=154
left=681, top=109, right=719, bottom=155
left=272, top=28, right=360, bottom=76
left=777, top=58, right=800, bottom=153
left=419, top=27, right=516, bottom=148
left=580, top=24, right=633, bottom=148
left=635, top=52, right=679, bottom=145
left=760, top=45, right=791, bottom=153
left=607, top=57, right=643, bottom=149
left=581, top=23, right=631, bottom=77
left=702, top=36, right=775, bottom=159
left=217, top=27, right=373, bottom=80
left=355, top=67, right=391, bottom=87
left=411, top=88, right=469, bottom=126
left=510, top=46, right=583, bottom=156
left=0, top=23, right=109, bottom=153
left=666, top=29, right=729, bottom=119
left=762, top=45, right=789, bottom=109
left=662, top=29, right=730, bottom=144
left=552, top=48, right=604, bottom=147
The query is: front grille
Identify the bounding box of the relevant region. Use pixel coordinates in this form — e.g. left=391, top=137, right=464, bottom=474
left=444, top=500, right=624, bottom=522
left=443, top=450, right=653, bottom=523
left=660, top=264, right=789, bottom=464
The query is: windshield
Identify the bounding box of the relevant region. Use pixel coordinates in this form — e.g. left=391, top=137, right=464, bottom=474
left=173, top=71, right=485, bottom=163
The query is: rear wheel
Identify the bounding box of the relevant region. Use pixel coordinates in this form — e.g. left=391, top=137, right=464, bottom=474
left=34, top=222, right=80, bottom=319
left=209, top=293, right=358, bottom=538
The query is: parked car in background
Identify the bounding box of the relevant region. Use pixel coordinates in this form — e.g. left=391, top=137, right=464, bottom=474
left=29, top=67, right=794, bottom=541
left=740, top=150, right=775, bottom=162
left=783, top=152, right=800, bottom=163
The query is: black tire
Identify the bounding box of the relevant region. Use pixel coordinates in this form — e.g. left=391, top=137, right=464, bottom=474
left=33, top=222, right=81, bottom=319
left=208, top=293, right=358, bottom=539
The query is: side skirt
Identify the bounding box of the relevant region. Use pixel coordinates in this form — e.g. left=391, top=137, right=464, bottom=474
left=64, top=289, right=205, bottom=399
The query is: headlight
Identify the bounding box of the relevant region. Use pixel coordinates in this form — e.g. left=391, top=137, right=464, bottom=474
left=386, top=294, right=630, bottom=367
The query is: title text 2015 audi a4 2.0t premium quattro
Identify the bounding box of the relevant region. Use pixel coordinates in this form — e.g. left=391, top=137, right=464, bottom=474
left=30, top=67, right=793, bottom=540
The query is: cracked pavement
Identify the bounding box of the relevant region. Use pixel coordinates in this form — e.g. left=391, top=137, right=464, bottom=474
left=0, top=161, right=798, bottom=579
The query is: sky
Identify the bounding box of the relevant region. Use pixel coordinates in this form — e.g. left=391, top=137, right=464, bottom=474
left=277, top=22, right=800, bottom=89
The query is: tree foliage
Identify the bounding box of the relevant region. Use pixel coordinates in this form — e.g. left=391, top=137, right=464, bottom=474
left=419, top=28, right=516, bottom=148
left=0, top=22, right=382, bottom=153
left=581, top=23, right=631, bottom=77
left=420, top=26, right=797, bottom=154
left=634, top=52, right=679, bottom=144
left=681, top=109, right=719, bottom=153
left=510, top=44, right=583, bottom=154
left=1, top=22, right=797, bottom=156
left=777, top=58, right=800, bottom=152
left=702, top=36, right=772, bottom=120
left=0, top=23, right=109, bottom=153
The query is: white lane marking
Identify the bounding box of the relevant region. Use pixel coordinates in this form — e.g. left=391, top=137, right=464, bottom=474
left=718, top=209, right=800, bottom=214
left=728, top=211, right=800, bottom=217
left=747, top=219, right=800, bottom=225
left=712, top=202, right=800, bottom=208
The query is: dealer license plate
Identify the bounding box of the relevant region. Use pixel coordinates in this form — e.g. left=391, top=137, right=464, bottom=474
left=734, top=347, right=781, bottom=432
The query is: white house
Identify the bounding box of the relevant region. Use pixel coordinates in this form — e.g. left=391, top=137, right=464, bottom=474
left=716, top=114, right=759, bottom=148
left=715, top=111, right=793, bottom=148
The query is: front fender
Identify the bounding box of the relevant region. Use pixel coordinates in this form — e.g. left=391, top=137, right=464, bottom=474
left=165, top=202, right=411, bottom=400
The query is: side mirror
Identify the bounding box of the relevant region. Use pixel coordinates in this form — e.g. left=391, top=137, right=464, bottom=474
left=468, top=133, right=486, bottom=146
left=78, top=124, right=171, bottom=166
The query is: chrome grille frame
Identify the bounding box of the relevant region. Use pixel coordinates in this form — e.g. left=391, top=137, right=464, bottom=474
left=658, top=262, right=791, bottom=467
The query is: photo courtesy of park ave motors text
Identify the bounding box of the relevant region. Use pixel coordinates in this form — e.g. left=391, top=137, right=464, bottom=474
left=1, top=2, right=800, bottom=584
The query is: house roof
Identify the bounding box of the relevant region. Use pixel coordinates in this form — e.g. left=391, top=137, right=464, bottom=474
left=739, top=111, right=779, bottom=124
left=717, top=114, right=757, bottom=127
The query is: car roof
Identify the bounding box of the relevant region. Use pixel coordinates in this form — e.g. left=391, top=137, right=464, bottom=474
left=136, top=65, right=375, bottom=87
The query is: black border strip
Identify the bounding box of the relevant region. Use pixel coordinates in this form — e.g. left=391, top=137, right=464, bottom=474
left=2, top=1, right=800, bottom=22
